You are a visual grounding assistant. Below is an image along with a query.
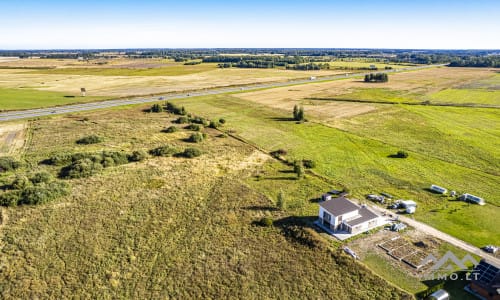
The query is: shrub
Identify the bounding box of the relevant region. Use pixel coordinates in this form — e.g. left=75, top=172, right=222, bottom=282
left=11, top=175, right=31, bottom=189
left=59, top=159, right=103, bottom=179
left=18, top=181, right=69, bottom=205
left=0, top=157, right=21, bottom=173
left=42, top=153, right=73, bottom=166
left=174, top=116, right=190, bottom=124
left=179, top=147, right=202, bottom=158
left=150, top=103, right=164, bottom=113
left=76, top=135, right=104, bottom=145
left=102, top=151, right=129, bottom=165
left=162, top=126, right=178, bottom=133
left=128, top=150, right=148, bottom=162
left=190, top=116, right=208, bottom=125
left=0, top=191, right=21, bottom=207
left=303, top=159, right=316, bottom=169
left=259, top=217, right=273, bottom=227
left=30, top=172, right=53, bottom=184
left=219, top=118, right=226, bottom=124
left=185, top=124, right=202, bottom=131
left=208, top=120, right=219, bottom=129
left=187, top=132, right=205, bottom=143
left=102, top=157, right=115, bottom=168
left=395, top=150, right=409, bottom=158
left=149, top=145, right=178, bottom=157
left=270, top=149, right=287, bottom=158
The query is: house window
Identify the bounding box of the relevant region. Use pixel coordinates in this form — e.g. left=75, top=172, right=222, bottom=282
left=323, top=211, right=331, bottom=222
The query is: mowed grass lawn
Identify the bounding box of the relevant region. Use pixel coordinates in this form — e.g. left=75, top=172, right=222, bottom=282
left=171, top=94, right=500, bottom=247
left=0, top=87, right=109, bottom=110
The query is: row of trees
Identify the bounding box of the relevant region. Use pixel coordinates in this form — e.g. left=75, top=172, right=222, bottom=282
left=286, top=63, right=330, bottom=70
left=364, top=73, right=389, bottom=83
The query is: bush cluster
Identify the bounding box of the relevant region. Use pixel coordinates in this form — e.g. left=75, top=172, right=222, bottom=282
left=165, top=102, right=186, bottom=115
left=187, top=132, right=207, bottom=143
left=128, top=150, right=148, bottom=162
left=178, top=147, right=202, bottom=158
left=185, top=124, right=202, bottom=131
left=149, top=145, right=179, bottom=157
left=76, top=135, right=104, bottom=145
left=0, top=174, right=69, bottom=207
left=364, top=73, right=388, bottom=83
left=58, top=151, right=130, bottom=179
left=0, top=157, right=21, bottom=173
left=293, top=105, right=305, bottom=121
left=162, top=126, right=178, bottom=133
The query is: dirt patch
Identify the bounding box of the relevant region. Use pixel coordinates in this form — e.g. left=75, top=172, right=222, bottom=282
left=0, top=123, right=27, bottom=156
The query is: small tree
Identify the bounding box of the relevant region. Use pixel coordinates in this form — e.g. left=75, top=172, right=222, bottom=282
left=396, top=150, right=409, bottom=158
left=277, top=190, right=286, bottom=210
left=294, top=160, right=304, bottom=178
left=293, top=105, right=299, bottom=120
left=150, top=103, right=164, bottom=113
left=162, top=126, right=178, bottom=133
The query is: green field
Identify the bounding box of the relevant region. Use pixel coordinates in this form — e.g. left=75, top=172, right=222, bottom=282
left=0, top=87, right=109, bottom=110
left=28, top=63, right=219, bottom=76
left=166, top=94, right=499, bottom=247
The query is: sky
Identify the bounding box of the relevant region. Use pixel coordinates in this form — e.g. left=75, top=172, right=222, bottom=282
left=1, top=0, right=499, bottom=50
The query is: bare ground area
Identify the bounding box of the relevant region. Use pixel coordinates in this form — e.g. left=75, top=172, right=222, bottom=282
left=0, top=123, right=27, bottom=156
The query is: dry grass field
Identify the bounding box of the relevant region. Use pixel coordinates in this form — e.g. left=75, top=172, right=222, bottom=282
left=0, top=123, right=27, bottom=156
left=0, top=58, right=348, bottom=109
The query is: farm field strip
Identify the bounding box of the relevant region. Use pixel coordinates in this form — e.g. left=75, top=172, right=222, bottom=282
left=0, top=64, right=440, bottom=119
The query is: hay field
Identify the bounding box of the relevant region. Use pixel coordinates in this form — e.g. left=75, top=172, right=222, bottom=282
left=0, top=106, right=409, bottom=299
left=0, top=123, right=26, bottom=156
left=0, top=61, right=347, bottom=110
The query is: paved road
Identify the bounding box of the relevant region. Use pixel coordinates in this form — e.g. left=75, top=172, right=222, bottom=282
left=0, top=64, right=444, bottom=122
left=371, top=205, right=500, bottom=265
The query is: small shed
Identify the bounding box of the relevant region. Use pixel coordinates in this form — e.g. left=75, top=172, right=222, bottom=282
left=406, top=206, right=416, bottom=214
left=460, top=193, right=485, bottom=205
left=400, top=200, right=417, bottom=208
left=428, top=289, right=449, bottom=300
left=430, top=184, right=447, bottom=194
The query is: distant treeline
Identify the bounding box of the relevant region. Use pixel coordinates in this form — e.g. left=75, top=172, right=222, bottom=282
left=206, top=55, right=331, bottom=70
left=448, top=56, right=499, bottom=68
left=1, top=49, right=499, bottom=68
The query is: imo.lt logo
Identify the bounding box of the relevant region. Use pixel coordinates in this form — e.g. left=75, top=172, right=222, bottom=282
left=421, top=251, right=478, bottom=271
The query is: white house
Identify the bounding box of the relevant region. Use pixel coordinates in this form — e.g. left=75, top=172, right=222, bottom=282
left=318, top=197, right=383, bottom=235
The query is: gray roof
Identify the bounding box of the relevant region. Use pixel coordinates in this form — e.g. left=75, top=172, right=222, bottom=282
left=345, top=206, right=380, bottom=227
left=319, top=197, right=360, bottom=216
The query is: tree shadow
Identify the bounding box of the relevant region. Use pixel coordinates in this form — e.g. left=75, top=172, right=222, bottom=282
left=268, top=117, right=295, bottom=122
left=387, top=154, right=406, bottom=158
left=262, top=176, right=297, bottom=181
left=278, top=169, right=295, bottom=174
left=272, top=216, right=326, bottom=249
left=309, top=197, right=322, bottom=203
left=243, top=205, right=278, bottom=212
